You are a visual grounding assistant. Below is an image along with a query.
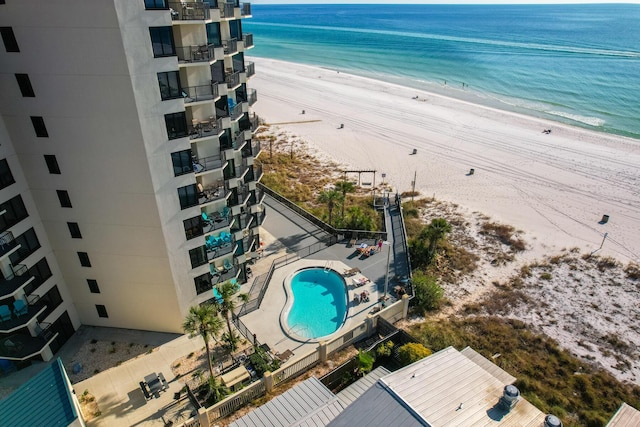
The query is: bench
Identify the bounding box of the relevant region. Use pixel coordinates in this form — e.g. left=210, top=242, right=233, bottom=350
left=139, top=381, right=150, bottom=400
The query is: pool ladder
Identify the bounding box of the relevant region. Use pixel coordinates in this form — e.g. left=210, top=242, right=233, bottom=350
left=324, top=261, right=332, bottom=272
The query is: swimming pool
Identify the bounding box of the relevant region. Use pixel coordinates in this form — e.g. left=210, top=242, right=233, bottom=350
left=282, top=267, right=348, bottom=341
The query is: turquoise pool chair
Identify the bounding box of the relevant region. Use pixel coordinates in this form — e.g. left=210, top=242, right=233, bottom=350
left=220, top=231, right=232, bottom=243
left=0, top=305, right=11, bottom=322
left=223, top=258, right=234, bottom=272
left=202, top=212, right=214, bottom=227
left=221, top=206, right=230, bottom=219
left=13, top=299, right=27, bottom=316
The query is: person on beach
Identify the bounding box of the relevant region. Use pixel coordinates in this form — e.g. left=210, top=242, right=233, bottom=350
left=377, top=239, right=383, bottom=252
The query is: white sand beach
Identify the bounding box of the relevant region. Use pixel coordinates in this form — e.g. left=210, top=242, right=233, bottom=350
left=249, top=57, right=640, bottom=263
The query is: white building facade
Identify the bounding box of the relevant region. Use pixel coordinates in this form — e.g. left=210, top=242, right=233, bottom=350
left=0, top=0, right=262, bottom=366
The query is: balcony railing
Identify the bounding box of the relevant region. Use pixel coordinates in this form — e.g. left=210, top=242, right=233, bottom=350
left=231, top=212, right=254, bottom=233
left=250, top=113, right=260, bottom=132
left=0, top=332, right=57, bottom=361
left=247, top=88, right=257, bottom=106
left=230, top=103, right=244, bottom=121
left=225, top=70, right=240, bottom=89
left=203, top=211, right=231, bottom=234
left=176, top=44, right=220, bottom=63
left=212, top=264, right=237, bottom=284
left=223, top=39, right=238, bottom=55
left=245, top=62, right=255, bottom=78
left=198, top=181, right=228, bottom=205
left=190, top=117, right=223, bottom=140
left=243, top=33, right=254, bottom=49
left=183, top=83, right=219, bottom=104
left=0, top=264, right=32, bottom=299
left=220, top=1, right=236, bottom=18
left=235, top=131, right=248, bottom=150
left=193, top=153, right=226, bottom=175
left=0, top=299, right=46, bottom=334
left=241, top=2, right=251, bottom=16
left=207, top=240, right=234, bottom=261
left=169, top=1, right=211, bottom=20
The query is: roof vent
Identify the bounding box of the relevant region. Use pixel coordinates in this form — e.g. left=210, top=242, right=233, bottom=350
left=544, top=414, right=563, bottom=427
left=498, top=385, right=520, bottom=411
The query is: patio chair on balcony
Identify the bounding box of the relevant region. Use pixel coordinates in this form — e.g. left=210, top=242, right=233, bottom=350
left=202, top=212, right=215, bottom=228
left=206, top=236, right=221, bottom=251
left=219, top=231, right=232, bottom=244
left=223, top=258, right=234, bottom=272
left=13, top=300, right=27, bottom=317
left=221, top=206, right=230, bottom=219
left=0, top=305, right=11, bottom=322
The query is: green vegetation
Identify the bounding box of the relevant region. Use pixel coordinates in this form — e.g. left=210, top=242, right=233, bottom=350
left=412, top=271, right=444, bottom=313
left=214, top=280, right=249, bottom=351
left=317, top=189, right=343, bottom=226
left=397, top=342, right=432, bottom=366
left=183, top=303, right=223, bottom=379
left=248, top=346, right=281, bottom=378
left=409, top=317, right=640, bottom=426
left=409, top=218, right=452, bottom=268
left=356, top=350, right=375, bottom=376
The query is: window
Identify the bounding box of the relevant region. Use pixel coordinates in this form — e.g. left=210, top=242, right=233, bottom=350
left=0, top=195, right=28, bottom=233
left=0, top=27, right=19, bottom=52
left=172, top=149, right=193, bottom=176
left=24, top=257, right=52, bottom=296
left=149, top=27, right=175, bottom=57
left=158, top=71, right=181, bottom=100
left=188, top=246, right=207, bottom=269
left=30, top=116, right=48, bottom=137
left=0, top=159, right=15, bottom=190
left=15, top=74, right=35, bottom=97
left=44, top=155, right=61, bottom=174
left=67, top=222, right=82, bottom=239
left=164, top=112, right=188, bottom=140
left=184, top=216, right=204, bottom=240
left=177, top=184, right=198, bottom=209
left=56, top=190, right=72, bottom=208
left=9, top=228, right=41, bottom=264
left=206, top=22, right=221, bottom=46
left=96, top=305, right=108, bottom=318
left=194, top=272, right=213, bottom=295
left=36, top=286, right=63, bottom=323
left=78, top=252, right=91, bottom=267
left=87, top=279, right=100, bottom=294
left=144, top=0, right=168, bottom=9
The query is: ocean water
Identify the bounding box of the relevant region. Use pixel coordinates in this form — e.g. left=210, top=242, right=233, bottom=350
left=244, top=4, right=640, bottom=139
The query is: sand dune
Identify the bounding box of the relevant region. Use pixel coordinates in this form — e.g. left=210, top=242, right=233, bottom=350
left=249, top=57, right=640, bottom=263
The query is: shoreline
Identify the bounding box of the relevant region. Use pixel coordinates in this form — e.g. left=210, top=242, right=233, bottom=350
left=248, top=57, right=640, bottom=263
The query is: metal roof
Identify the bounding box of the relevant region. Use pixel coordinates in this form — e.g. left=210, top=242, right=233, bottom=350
left=230, top=377, right=338, bottom=427
left=0, top=358, right=79, bottom=427
left=336, top=366, right=390, bottom=407
left=607, top=402, right=640, bottom=427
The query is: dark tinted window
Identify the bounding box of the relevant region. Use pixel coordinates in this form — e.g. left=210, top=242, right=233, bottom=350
left=67, top=222, right=82, bottom=239
left=188, top=246, right=207, bottom=269
left=36, top=286, right=63, bottom=323
left=0, top=159, right=15, bottom=190
left=0, top=195, right=28, bottom=233
left=165, top=112, right=188, bottom=139
left=158, top=71, right=182, bottom=100
left=56, top=190, right=72, bottom=208
left=30, top=116, right=48, bottom=137
left=0, top=27, right=19, bottom=52
left=178, top=184, right=198, bottom=209
left=149, top=27, right=175, bottom=57
left=15, top=74, right=35, bottom=97
left=172, top=149, right=193, bottom=176
left=78, top=252, right=91, bottom=267
left=194, top=272, right=213, bottom=294
left=24, top=257, right=52, bottom=296
left=9, top=228, right=41, bottom=264
left=44, top=155, right=61, bottom=174
left=144, top=0, right=168, bottom=9
left=87, top=279, right=100, bottom=294
left=96, top=305, right=108, bottom=318
left=183, top=216, right=203, bottom=240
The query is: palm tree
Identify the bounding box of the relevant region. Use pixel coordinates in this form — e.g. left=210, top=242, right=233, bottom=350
left=422, top=218, right=452, bottom=262
left=183, top=303, right=223, bottom=379
left=214, top=280, right=249, bottom=351
left=318, top=189, right=343, bottom=226
left=334, top=181, right=355, bottom=220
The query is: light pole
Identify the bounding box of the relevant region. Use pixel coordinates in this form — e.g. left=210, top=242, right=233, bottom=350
left=383, top=240, right=392, bottom=302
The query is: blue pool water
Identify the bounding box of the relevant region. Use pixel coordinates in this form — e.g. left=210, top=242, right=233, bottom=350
left=286, top=268, right=347, bottom=340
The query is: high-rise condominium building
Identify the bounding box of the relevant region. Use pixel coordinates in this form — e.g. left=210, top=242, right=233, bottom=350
left=0, top=0, right=263, bottom=367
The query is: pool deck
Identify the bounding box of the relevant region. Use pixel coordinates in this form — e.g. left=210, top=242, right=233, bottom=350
left=240, top=194, right=405, bottom=362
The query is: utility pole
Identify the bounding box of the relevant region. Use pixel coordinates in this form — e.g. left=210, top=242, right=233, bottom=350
left=411, top=170, right=416, bottom=201
left=383, top=240, right=392, bottom=301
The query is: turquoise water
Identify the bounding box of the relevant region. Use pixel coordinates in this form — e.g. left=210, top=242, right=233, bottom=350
left=244, top=4, right=640, bottom=139
left=286, top=268, right=347, bottom=339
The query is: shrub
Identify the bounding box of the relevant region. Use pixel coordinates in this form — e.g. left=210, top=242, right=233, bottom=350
left=376, top=341, right=394, bottom=359
left=412, top=271, right=444, bottom=312
left=397, top=342, right=432, bottom=366
left=540, top=272, right=552, bottom=281
left=625, top=262, right=640, bottom=280
left=357, top=350, right=375, bottom=376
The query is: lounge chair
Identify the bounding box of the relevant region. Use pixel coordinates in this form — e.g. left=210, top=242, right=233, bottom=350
left=13, top=300, right=27, bottom=316
left=223, top=258, right=234, bottom=272
left=202, top=212, right=214, bottom=227
left=343, top=267, right=361, bottom=277
left=219, top=231, right=232, bottom=243
left=352, top=276, right=369, bottom=287
left=0, top=305, right=11, bottom=322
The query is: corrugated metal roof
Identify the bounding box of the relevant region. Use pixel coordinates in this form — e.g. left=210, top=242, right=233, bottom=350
left=291, top=399, right=346, bottom=427
left=0, top=358, right=78, bottom=427
left=381, top=346, right=546, bottom=426
left=230, top=377, right=336, bottom=427
left=607, top=402, right=640, bottom=427
left=336, top=366, right=390, bottom=406
left=460, top=347, right=515, bottom=385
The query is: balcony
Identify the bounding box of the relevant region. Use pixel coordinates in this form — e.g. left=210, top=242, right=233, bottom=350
left=244, top=163, right=262, bottom=184
left=245, top=62, right=255, bottom=78
left=198, top=181, right=228, bottom=206
left=220, top=1, right=237, bottom=18
left=0, top=264, right=34, bottom=299
left=230, top=212, right=254, bottom=233
left=242, top=33, right=254, bottom=49
left=176, top=44, right=223, bottom=64
left=190, top=117, right=223, bottom=140
left=247, top=88, right=257, bottom=106
left=0, top=327, right=57, bottom=361
left=182, top=83, right=219, bottom=105
left=193, top=153, right=226, bottom=175
left=169, top=1, right=211, bottom=20
left=235, top=131, right=248, bottom=151
left=249, top=113, right=260, bottom=133
left=206, top=235, right=235, bottom=261
left=230, top=103, right=244, bottom=121
left=203, top=210, right=231, bottom=234
left=0, top=298, right=46, bottom=334
left=0, top=231, right=20, bottom=259
left=241, top=2, right=251, bottom=16
left=225, top=70, right=241, bottom=89
left=211, top=264, right=237, bottom=284
left=223, top=39, right=238, bottom=56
